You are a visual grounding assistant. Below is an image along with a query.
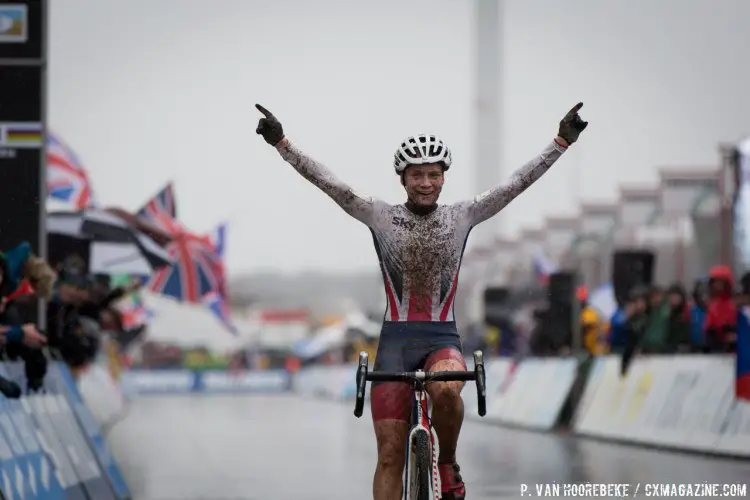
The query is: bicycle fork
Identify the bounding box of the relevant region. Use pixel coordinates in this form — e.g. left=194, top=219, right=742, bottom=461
left=404, top=383, right=441, bottom=500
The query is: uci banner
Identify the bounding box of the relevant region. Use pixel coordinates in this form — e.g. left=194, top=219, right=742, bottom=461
left=0, top=361, right=132, bottom=500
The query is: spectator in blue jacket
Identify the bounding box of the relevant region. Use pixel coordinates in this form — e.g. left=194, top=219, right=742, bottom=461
left=609, top=286, right=649, bottom=354
left=689, top=279, right=708, bottom=352
left=609, top=306, right=629, bottom=353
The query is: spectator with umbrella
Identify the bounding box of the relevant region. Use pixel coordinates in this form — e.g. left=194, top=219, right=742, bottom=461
left=80, top=274, right=141, bottom=323
left=47, top=208, right=172, bottom=276
left=45, top=255, right=100, bottom=374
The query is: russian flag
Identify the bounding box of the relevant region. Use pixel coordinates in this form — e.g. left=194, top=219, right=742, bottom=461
left=532, top=248, right=557, bottom=285
left=737, top=306, right=750, bottom=401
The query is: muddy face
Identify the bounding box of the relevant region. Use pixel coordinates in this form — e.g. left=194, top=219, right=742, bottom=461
left=402, top=163, right=445, bottom=207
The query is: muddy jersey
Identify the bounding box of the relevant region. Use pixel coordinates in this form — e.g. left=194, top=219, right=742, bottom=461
left=276, top=138, right=567, bottom=322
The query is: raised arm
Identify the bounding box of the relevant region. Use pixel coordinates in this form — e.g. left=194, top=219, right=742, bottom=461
left=256, top=104, right=376, bottom=224
left=467, top=139, right=566, bottom=225
left=275, top=138, right=375, bottom=223
left=468, top=102, right=588, bottom=226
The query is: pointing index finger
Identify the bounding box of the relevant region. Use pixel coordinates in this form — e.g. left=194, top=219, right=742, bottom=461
left=568, top=102, right=584, bottom=115
left=255, top=103, right=274, bottom=119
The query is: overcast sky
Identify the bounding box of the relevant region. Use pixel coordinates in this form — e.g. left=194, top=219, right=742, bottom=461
left=49, top=0, right=750, bottom=274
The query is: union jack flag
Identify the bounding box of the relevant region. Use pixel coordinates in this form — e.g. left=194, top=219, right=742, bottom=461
left=137, top=188, right=236, bottom=332
left=46, top=132, right=96, bottom=209
left=136, top=183, right=183, bottom=235
left=202, top=290, right=237, bottom=335
left=209, top=223, right=228, bottom=297
left=210, top=223, right=226, bottom=259
left=147, top=233, right=224, bottom=303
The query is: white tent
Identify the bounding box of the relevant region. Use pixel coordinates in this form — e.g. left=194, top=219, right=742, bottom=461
left=293, top=322, right=348, bottom=359
left=292, top=311, right=381, bottom=359
left=140, top=290, right=244, bottom=354
left=343, top=310, right=380, bottom=338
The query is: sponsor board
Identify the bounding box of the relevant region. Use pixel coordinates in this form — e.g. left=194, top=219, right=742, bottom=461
left=293, top=357, right=577, bottom=431
left=574, top=355, right=750, bottom=457
left=199, top=371, right=289, bottom=393
left=120, top=369, right=291, bottom=395
left=51, top=363, right=131, bottom=500
left=0, top=361, right=125, bottom=499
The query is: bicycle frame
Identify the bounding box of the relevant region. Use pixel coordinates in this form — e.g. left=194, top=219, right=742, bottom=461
left=353, top=350, right=487, bottom=500
left=404, top=373, right=441, bottom=500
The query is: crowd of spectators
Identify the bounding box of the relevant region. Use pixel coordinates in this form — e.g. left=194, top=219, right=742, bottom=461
left=0, top=241, right=141, bottom=398
left=479, top=264, right=748, bottom=361
left=581, top=264, right=743, bottom=358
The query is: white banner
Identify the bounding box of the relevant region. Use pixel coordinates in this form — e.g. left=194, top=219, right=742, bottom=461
left=78, top=363, right=128, bottom=428
left=296, top=355, right=750, bottom=456
left=574, top=355, right=750, bottom=456
left=484, top=358, right=577, bottom=430
left=295, top=357, right=577, bottom=431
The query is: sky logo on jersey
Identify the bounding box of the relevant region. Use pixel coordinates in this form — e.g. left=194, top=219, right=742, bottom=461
left=0, top=4, right=27, bottom=43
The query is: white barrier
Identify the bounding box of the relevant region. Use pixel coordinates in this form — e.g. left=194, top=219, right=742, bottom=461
left=574, top=355, right=750, bottom=457
left=119, top=369, right=291, bottom=394
left=293, top=364, right=358, bottom=401
left=294, top=357, right=578, bottom=431
left=78, top=363, right=128, bottom=428
left=483, top=357, right=578, bottom=430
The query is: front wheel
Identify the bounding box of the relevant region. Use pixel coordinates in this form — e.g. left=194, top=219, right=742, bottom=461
left=414, top=431, right=432, bottom=500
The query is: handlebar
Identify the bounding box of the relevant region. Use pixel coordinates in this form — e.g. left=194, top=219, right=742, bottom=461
left=366, top=371, right=477, bottom=383
left=353, top=350, right=487, bottom=418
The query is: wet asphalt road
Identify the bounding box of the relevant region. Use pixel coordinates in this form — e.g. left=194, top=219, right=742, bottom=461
left=107, top=395, right=750, bottom=500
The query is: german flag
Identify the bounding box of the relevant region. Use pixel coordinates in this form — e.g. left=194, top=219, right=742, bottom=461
left=2, top=122, right=42, bottom=147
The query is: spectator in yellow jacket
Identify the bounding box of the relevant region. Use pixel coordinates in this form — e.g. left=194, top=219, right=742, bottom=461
left=578, top=285, right=606, bottom=355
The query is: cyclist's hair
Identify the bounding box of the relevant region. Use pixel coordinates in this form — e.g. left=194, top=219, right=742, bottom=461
left=24, top=256, right=56, bottom=299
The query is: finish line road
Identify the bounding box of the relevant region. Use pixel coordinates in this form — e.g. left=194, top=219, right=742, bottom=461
left=107, top=395, right=750, bottom=500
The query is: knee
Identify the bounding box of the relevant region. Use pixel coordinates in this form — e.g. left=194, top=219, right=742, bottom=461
left=375, top=429, right=406, bottom=471
left=377, top=441, right=405, bottom=470
left=430, top=383, right=462, bottom=409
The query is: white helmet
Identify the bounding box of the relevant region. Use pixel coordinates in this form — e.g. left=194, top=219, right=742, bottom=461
left=393, top=134, right=452, bottom=174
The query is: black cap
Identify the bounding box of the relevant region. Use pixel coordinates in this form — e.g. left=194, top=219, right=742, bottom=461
left=58, top=260, right=90, bottom=288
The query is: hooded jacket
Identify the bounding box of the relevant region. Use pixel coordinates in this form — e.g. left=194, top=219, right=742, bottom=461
left=665, top=283, right=691, bottom=351
left=704, top=265, right=737, bottom=348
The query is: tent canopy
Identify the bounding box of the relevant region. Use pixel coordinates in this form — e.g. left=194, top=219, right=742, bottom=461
left=140, top=290, right=243, bottom=354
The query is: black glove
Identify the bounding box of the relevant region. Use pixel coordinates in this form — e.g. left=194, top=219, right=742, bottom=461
left=558, top=102, right=588, bottom=145
left=255, top=104, right=285, bottom=146
left=0, top=375, right=21, bottom=399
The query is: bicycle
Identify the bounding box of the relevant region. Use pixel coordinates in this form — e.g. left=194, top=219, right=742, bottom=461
left=353, top=350, right=487, bottom=500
